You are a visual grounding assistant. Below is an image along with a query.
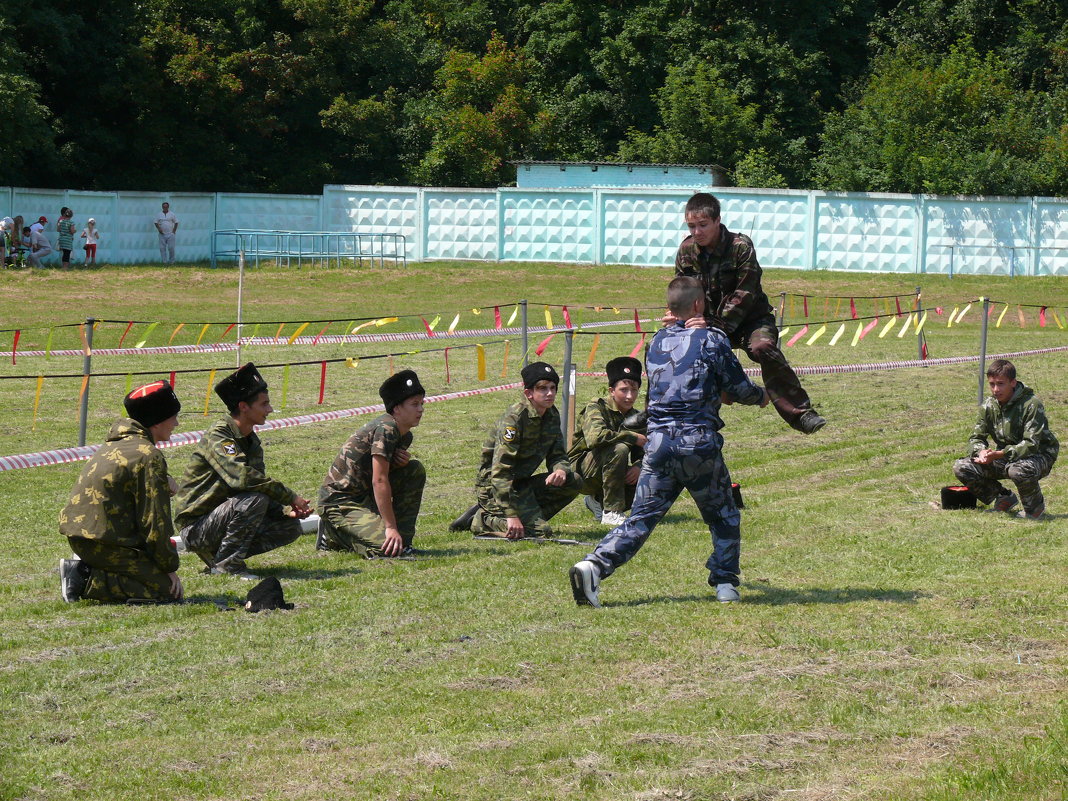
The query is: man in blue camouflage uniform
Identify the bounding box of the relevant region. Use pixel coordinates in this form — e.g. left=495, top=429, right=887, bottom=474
left=570, top=276, right=769, bottom=607
left=674, top=192, right=824, bottom=434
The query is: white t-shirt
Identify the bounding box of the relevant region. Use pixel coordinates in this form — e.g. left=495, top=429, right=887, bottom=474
left=82, top=227, right=100, bottom=245
left=155, top=210, right=178, bottom=235
left=30, top=222, right=45, bottom=235
left=30, top=230, right=50, bottom=251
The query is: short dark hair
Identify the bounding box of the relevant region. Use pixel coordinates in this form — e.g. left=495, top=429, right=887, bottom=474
left=986, top=359, right=1016, bottom=380
left=667, top=276, right=703, bottom=316
left=685, top=193, right=720, bottom=221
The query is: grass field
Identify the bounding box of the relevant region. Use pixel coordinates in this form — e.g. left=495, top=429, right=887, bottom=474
left=1, top=261, right=1066, bottom=800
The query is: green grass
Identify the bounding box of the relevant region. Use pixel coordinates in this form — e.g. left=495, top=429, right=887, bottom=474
left=1, top=262, right=1066, bottom=800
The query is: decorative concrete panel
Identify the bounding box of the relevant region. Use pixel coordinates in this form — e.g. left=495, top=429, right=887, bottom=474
left=719, top=191, right=809, bottom=269
left=216, top=193, right=321, bottom=234
left=924, top=198, right=1030, bottom=276
left=602, top=192, right=689, bottom=266
left=816, top=197, right=917, bottom=273
left=501, top=192, right=595, bottom=262
left=425, top=191, right=498, bottom=260
left=1036, top=200, right=1068, bottom=276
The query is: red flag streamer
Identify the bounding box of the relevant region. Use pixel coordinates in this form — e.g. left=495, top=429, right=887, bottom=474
left=633, top=308, right=642, bottom=333
left=629, top=333, right=646, bottom=358
left=988, top=304, right=996, bottom=318
left=859, top=318, right=879, bottom=340
left=563, top=306, right=572, bottom=328
left=921, top=339, right=929, bottom=360
left=220, top=323, right=237, bottom=341
left=11, top=330, right=20, bottom=365
left=895, top=297, right=902, bottom=317
left=169, top=371, right=176, bottom=389
left=444, top=348, right=451, bottom=384
left=803, top=296, right=808, bottom=318
left=318, top=361, right=327, bottom=404
left=118, top=321, right=134, bottom=347
left=421, top=317, right=436, bottom=337
left=786, top=325, right=809, bottom=347
left=1040, top=307, right=1047, bottom=327
left=494, top=306, right=502, bottom=330
left=535, top=334, right=555, bottom=356
left=848, top=298, right=857, bottom=319
left=312, top=322, right=332, bottom=345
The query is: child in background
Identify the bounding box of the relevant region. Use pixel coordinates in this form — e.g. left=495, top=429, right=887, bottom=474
left=81, top=217, right=100, bottom=266
left=56, top=207, right=76, bottom=268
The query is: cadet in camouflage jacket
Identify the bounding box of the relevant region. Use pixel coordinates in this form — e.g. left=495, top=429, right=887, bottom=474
left=59, top=418, right=180, bottom=602
left=472, top=363, right=582, bottom=538
left=569, top=395, right=644, bottom=517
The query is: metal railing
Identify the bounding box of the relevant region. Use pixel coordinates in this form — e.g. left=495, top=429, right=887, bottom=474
left=210, top=229, right=407, bottom=269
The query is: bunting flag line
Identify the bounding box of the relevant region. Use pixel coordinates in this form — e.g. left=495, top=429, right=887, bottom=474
left=45, top=327, right=54, bottom=358
left=996, top=304, right=1009, bottom=328
left=1040, top=307, right=1047, bottom=327
left=834, top=298, right=841, bottom=318
left=629, top=334, right=646, bottom=358
left=80, top=323, right=91, bottom=356
left=535, top=334, right=555, bottom=356
left=878, top=316, right=897, bottom=338
left=11, top=329, right=20, bottom=365
left=953, top=304, right=971, bottom=324
left=633, top=308, right=642, bottom=333
left=848, top=298, right=856, bottom=319
left=806, top=324, right=826, bottom=345
left=586, top=334, right=601, bottom=369
left=859, top=318, right=879, bottom=341
left=274, top=323, right=285, bottom=342
left=135, top=322, right=160, bottom=348
left=850, top=321, right=863, bottom=347
left=444, top=348, right=451, bottom=383
left=221, top=323, right=237, bottom=342
left=168, top=323, right=185, bottom=345
left=420, top=317, right=435, bottom=337
left=1054, top=311, right=1064, bottom=330
left=169, top=371, right=176, bottom=389
left=786, top=325, right=809, bottom=347
left=1018, top=306, right=1026, bottom=328
left=318, top=361, right=327, bottom=404
left=281, top=364, right=290, bottom=409
left=428, top=315, right=441, bottom=333
left=195, top=323, right=211, bottom=346
left=803, top=295, right=809, bottom=318
left=471, top=307, right=481, bottom=315
left=915, top=312, right=928, bottom=334
left=310, top=322, right=331, bottom=345
left=447, top=313, right=460, bottom=334
left=494, top=306, right=502, bottom=329
left=118, top=321, right=134, bottom=347
left=544, top=306, right=553, bottom=330
left=779, top=327, right=790, bottom=340
left=346, top=357, right=359, bottom=369
left=828, top=323, right=846, bottom=346
left=947, top=306, right=959, bottom=328
left=501, top=340, right=510, bottom=377
left=896, top=313, right=912, bottom=338
left=31, top=375, right=43, bottom=432
left=507, top=305, right=519, bottom=326
left=562, top=306, right=572, bottom=328
left=287, top=322, right=310, bottom=345
left=203, top=368, right=217, bottom=415
left=476, top=344, right=486, bottom=381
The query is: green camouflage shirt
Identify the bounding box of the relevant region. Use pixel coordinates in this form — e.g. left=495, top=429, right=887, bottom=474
left=567, top=395, right=644, bottom=463
left=968, top=381, right=1059, bottom=462
left=318, top=413, right=413, bottom=509
left=59, top=418, right=179, bottom=573
left=476, top=398, right=572, bottom=517
left=674, top=223, right=774, bottom=334
left=173, top=416, right=297, bottom=527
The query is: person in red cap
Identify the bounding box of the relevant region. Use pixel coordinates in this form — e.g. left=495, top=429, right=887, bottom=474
left=173, top=363, right=312, bottom=579
left=58, top=381, right=184, bottom=603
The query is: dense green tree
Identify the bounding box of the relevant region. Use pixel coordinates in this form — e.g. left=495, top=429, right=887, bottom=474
left=0, top=18, right=56, bottom=185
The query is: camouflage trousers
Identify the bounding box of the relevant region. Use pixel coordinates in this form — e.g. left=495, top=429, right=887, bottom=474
left=953, top=454, right=1055, bottom=514
left=575, top=443, right=639, bottom=514
left=584, top=427, right=741, bottom=586
left=67, top=537, right=174, bottom=603
left=319, top=459, right=426, bottom=557
left=180, top=491, right=302, bottom=571
left=732, top=315, right=812, bottom=431
left=473, top=471, right=582, bottom=538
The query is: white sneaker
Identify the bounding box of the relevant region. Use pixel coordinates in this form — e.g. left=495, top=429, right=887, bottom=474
left=600, top=510, right=627, bottom=527
left=715, top=583, right=740, bottom=603
left=569, top=561, right=601, bottom=607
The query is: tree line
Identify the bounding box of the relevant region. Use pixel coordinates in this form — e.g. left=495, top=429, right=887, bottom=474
left=2, top=0, right=1065, bottom=196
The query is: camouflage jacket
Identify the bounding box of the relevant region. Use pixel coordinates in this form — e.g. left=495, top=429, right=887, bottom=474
left=968, top=381, right=1059, bottom=462
left=476, top=398, right=573, bottom=517
left=674, top=223, right=774, bottom=334
left=174, top=417, right=297, bottom=527
left=318, top=414, right=413, bottom=509
left=647, top=323, right=764, bottom=432
left=567, top=396, right=644, bottom=463
left=59, top=418, right=179, bottom=573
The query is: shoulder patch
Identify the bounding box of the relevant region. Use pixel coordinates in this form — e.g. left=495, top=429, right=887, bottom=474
left=221, top=441, right=237, bottom=455
left=502, top=426, right=517, bottom=443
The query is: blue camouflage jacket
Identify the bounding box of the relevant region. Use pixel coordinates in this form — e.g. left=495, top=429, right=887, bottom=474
left=646, top=323, right=764, bottom=431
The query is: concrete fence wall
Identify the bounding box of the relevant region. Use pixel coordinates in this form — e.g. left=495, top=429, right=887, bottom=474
left=3, top=184, right=1066, bottom=275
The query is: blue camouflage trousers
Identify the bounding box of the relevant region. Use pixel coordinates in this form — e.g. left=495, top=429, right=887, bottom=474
left=584, top=426, right=741, bottom=586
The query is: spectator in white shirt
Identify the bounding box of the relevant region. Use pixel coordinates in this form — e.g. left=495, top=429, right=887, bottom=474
left=154, top=202, right=179, bottom=263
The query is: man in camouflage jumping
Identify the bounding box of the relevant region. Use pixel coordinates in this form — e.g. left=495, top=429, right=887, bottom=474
left=570, top=276, right=769, bottom=607
left=317, top=370, right=427, bottom=557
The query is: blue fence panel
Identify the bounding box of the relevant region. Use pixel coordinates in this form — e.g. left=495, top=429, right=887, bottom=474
left=1037, top=199, right=1068, bottom=276
left=424, top=190, right=498, bottom=260
left=718, top=189, right=810, bottom=270
left=602, top=191, right=689, bottom=267
left=815, top=194, right=917, bottom=273
left=501, top=190, right=595, bottom=263
left=924, top=197, right=1031, bottom=277
left=216, top=193, right=322, bottom=235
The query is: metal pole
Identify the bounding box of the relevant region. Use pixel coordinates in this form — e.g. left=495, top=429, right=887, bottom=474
left=915, top=286, right=924, bottom=360
left=520, top=299, right=529, bottom=367
left=237, top=247, right=245, bottom=367
left=78, top=318, right=95, bottom=447
left=561, top=329, right=575, bottom=442
left=978, top=297, right=990, bottom=406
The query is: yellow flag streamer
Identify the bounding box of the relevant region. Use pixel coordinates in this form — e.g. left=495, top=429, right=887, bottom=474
left=32, top=376, right=44, bottom=431
left=896, top=313, right=913, bottom=338
left=828, top=323, right=846, bottom=346
left=351, top=320, right=375, bottom=334
left=1054, top=311, right=1064, bottom=330
left=135, top=322, right=160, bottom=348
left=274, top=323, right=285, bottom=342
left=500, top=340, right=510, bottom=377
left=428, top=315, right=441, bottom=332
left=45, top=328, right=55, bottom=358
left=195, top=323, right=210, bottom=345
left=168, top=323, right=185, bottom=345
left=448, top=313, right=461, bottom=333
left=476, top=344, right=486, bottom=380
left=915, top=312, right=928, bottom=334
left=806, top=324, right=827, bottom=345
left=878, top=316, right=897, bottom=338
left=953, top=303, right=971, bottom=324
left=203, top=368, right=217, bottom=415
left=585, top=334, right=601, bottom=368
left=345, top=357, right=359, bottom=369
left=471, top=308, right=481, bottom=315
left=287, top=322, right=310, bottom=345
left=281, top=364, right=290, bottom=408
left=996, top=304, right=1009, bottom=328
left=947, top=306, right=959, bottom=327
left=544, top=306, right=553, bottom=329
left=779, top=327, right=790, bottom=340
left=612, top=307, right=620, bottom=315
left=506, top=305, right=519, bottom=326
left=850, top=322, right=864, bottom=347
left=833, top=298, right=842, bottom=318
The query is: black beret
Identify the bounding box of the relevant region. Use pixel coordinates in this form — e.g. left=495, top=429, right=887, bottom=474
left=522, top=361, right=559, bottom=389
left=380, top=369, right=425, bottom=412
left=124, top=380, right=181, bottom=427
left=606, top=356, right=642, bottom=387
left=215, top=363, right=268, bottom=409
